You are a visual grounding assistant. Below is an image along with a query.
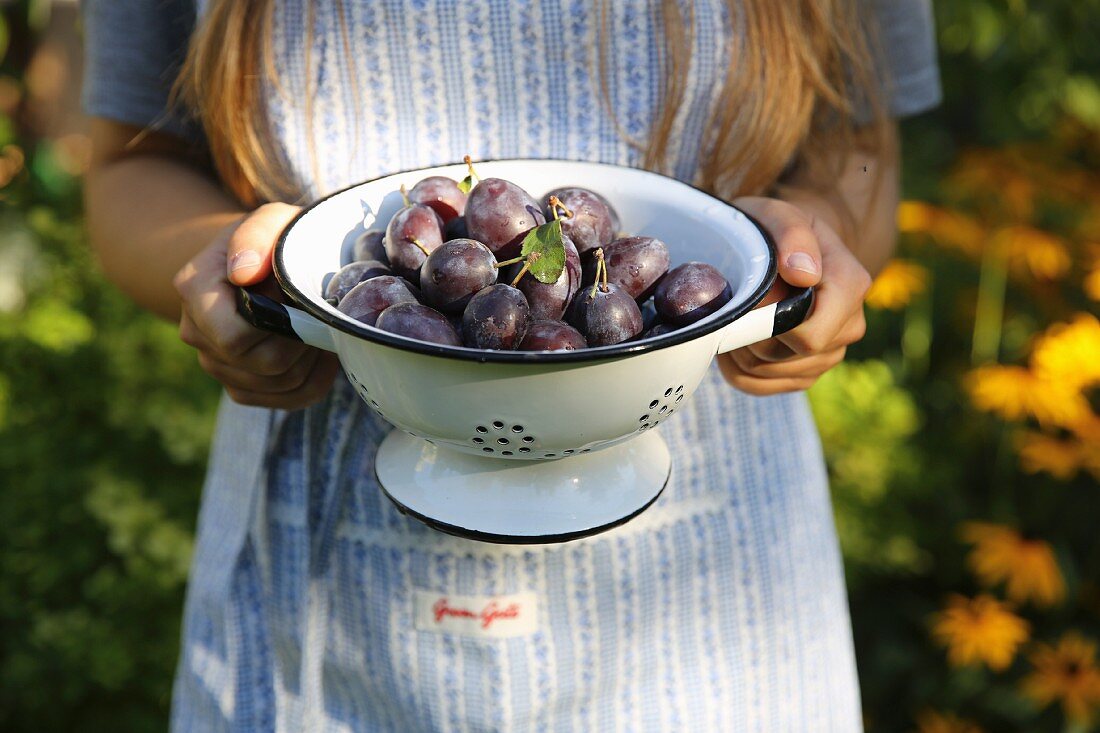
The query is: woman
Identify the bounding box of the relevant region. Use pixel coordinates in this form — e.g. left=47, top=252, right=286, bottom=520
left=83, top=1, right=940, bottom=730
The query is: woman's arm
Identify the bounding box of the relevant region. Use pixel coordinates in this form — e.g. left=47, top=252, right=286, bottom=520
left=774, top=123, right=901, bottom=277
left=85, top=119, right=243, bottom=320
left=85, top=118, right=338, bottom=408
left=719, top=122, right=900, bottom=394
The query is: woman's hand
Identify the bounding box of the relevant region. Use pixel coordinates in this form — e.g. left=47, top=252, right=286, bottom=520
left=717, top=196, right=873, bottom=395
left=172, top=203, right=340, bottom=409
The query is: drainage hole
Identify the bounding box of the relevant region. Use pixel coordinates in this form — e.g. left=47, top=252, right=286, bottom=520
left=472, top=437, right=485, bottom=444
left=649, top=399, right=659, bottom=409
left=639, top=414, right=650, bottom=422
left=544, top=453, right=556, bottom=458
left=676, top=394, right=684, bottom=403
left=676, top=385, right=684, bottom=393
left=659, top=406, right=669, bottom=415
left=519, top=447, right=531, bottom=453
left=476, top=425, right=488, bottom=434
left=482, top=447, right=494, bottom=453
left=501, top=450, right=513, bottom=456
left=563, top=449, right=574, bottom=455
left=511, top=425, right=524, bottom=433
left=664, top=387, right=673, bottom=397
left=522, top=436, right=535, bottom=443
left=497, top=438, right=509, bottom=445
left=492, top=420, right=504, bottom=429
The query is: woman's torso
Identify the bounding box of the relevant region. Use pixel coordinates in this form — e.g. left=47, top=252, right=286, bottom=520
left=260, top=0, right=729, bottom=196
left=172, top=2, right=861, bottom=730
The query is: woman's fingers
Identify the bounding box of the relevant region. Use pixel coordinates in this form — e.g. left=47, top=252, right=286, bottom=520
left=177, top=284, right=266, bottom=357
left=728, top=345, right=847, bottom=380
left=775, top=213, right=871, bottom=357
left=174, top=204, right=336, bottom=410
left=179, top=284, right=311, bottom=369
left=733, top=196, right=823, bottom=290
left=718, top=198, right=873, bottom=395
left=185, top=301, right=337, bottom=410
left=197, top=347, right=320, bottom=394
left=180, top=306, right=310, bottom=375
left=223, top=353, right=341, bottom=409
left=746, top=339, right=798, bottom=363
left=225, top=202, right=301, bottom=286
left=716, top=356, right=820, bottom=396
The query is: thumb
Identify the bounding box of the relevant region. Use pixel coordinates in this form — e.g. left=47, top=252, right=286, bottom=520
left=226, top=202, right=302, bottom=286
left=778, top=245, right=823, bottom=290
left=734, top=196, right=823, bottom=290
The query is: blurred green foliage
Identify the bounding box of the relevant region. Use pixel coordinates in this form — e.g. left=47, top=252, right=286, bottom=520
left=1, top=0, right=1099, bottom=731
left=0, top=6, right=220, bottom=731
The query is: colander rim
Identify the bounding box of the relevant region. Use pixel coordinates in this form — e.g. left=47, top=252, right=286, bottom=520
left=273, top=158, right=778, bottom=364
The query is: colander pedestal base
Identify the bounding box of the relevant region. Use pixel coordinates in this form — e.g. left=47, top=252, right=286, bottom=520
left=375, top=430, right=672, bottom=544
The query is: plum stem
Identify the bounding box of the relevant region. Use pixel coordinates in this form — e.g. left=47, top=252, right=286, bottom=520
left=400, top=184, right=411, bottom=208
left=510, top=262, right=532, bottom=287
left=507, top=252, right=541, bottom=285
left=463, top=155, right=480, bottom=183
left=547, top=195, right=573, bottom=221
left=493, top=255, right=524, bottom=269
left=410, top=237, right=431, bottom=257
left=590, top=248, right=607, bottom=299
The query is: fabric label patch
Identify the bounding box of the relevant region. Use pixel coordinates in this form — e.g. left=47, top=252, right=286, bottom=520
left=413, top=590, right=538, bottom=639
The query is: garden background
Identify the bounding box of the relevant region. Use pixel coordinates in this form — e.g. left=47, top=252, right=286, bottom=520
left=2, top=1, right=1098, bottom=731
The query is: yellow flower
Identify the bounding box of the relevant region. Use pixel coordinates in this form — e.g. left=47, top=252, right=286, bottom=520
left=933, top=211, right=988, bottom=258
left=1030, top=313, right=1100, bottom=392
left=896, top=201, right=987, bottom=258
left=897, top=200, right=937, bottom=233
left=1001, top=176, right=1036, bottom=221
left=966, top=365, right=1089, bottom=428
left=1017, top=431, right=1087, bottom=481
left=1018, top=415, right=1100, bottom=482
left=990, top=225, right=1071, bottom=280
left=1021, top=633, right=1100, bottom=724
left=1083, top=244, right=1100, bottom=301
left=931, top=594, right=1030, bottom=671
left=1085, top=263, right=1100, bottom=301
left=948, top=150, right=1036, bottom=220
left=1084, top=447, right=1100, bottom=483
left=959, top=522, right=1065, bottom=607
left=1076, top=421, right=1100, bottom=481
left=866, top=260, right=929, bottom=310
left=913, top=710, right=984, bottom=733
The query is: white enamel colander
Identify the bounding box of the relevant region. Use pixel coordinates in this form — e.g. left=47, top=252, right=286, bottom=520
left=237, top=160, right=813, bottom=544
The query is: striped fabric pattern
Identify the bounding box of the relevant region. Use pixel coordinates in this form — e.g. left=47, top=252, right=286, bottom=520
left=265, top=0, right=730, bottom=200
left=172, top=1, right=863, bottom=730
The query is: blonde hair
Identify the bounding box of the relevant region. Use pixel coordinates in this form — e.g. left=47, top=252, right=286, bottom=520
left=176, top=0, right=888, bottom=213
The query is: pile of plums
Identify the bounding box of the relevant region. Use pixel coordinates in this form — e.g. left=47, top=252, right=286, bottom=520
left=327, top=160, right=733, bottom=351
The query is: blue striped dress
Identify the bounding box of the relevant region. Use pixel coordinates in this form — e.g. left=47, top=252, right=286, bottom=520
left=82, top=1, right=941, bottom=730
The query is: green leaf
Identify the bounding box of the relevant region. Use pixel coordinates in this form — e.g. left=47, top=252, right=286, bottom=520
left=519, top=220, right=566, bottom=284
left=457, top=175, right=474, bottom=194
